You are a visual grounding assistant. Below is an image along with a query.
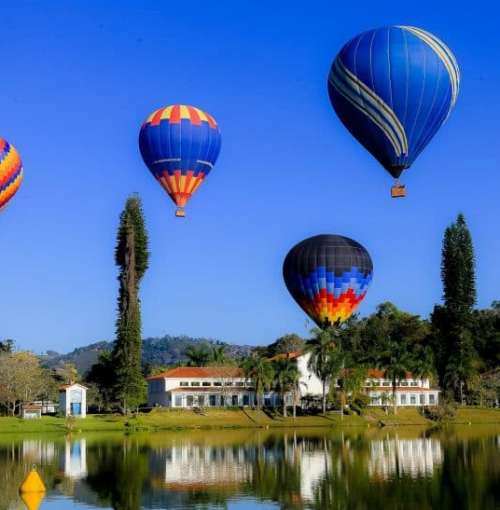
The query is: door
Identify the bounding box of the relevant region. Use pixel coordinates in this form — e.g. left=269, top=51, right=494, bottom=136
left=71, top=403, right=81, bottom=416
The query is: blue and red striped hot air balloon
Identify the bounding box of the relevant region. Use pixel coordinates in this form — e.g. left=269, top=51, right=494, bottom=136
left=328, top=26, right=460, bottom=197
left=0, top=138, right=23, bottom=212
left=139, top=104, right=221, bottom=217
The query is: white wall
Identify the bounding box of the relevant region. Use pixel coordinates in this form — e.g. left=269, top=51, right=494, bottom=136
left=296, top=352, right=325, bottom=396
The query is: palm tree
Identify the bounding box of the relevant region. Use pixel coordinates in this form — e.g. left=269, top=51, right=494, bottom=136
left=243, top=354, right=275, bottom=409
left=273, top=358, right=300, bottom=417
left=185, top=345, right=211, bottom=367
left=377, top=339, right=413, bottom=415
left=307, top=326, right=345, bottom=414
left=209, top=345, right=227, bottom=365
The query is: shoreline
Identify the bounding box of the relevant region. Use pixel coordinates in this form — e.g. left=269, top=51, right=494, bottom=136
left=0, top=408, right=498, bottom=435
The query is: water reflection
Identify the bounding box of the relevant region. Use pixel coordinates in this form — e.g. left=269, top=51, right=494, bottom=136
left=0, top=427, right=498, bottom=510
left=368, top=437, right=443, bottom=479
left=64, top=438, right=87, bottom=480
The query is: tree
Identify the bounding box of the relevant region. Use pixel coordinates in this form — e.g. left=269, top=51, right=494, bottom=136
left=358, top=303, right=432, bottom=414
left=54, top=362, right=79, bottom=385
left=209, top=345, right=227, bottom=365
left=307, top=327, right=344, bottom=414
left=185, top=344, right=211, bottom=367
left=0, top=351, right=47, bottom=415
left=432, top=213, right=478, bottom=402
left=273, top=358, right=300, bottom=417
left=0, top=339, right=14, bottom=353
left=86, top=351, right=115, bottom=411
left=243, top=354, right=275, bottom=409
left=267, top=334, right=305, bottom=356
left=111, top=195, right=149, bottom=413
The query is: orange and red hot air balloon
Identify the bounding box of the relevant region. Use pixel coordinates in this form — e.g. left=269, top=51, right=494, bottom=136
left=139, top=105, right=221, bottom=217
left=0, top=138, right=23, bottom=211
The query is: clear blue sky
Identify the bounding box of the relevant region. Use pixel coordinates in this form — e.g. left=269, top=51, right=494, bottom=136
left=1, top=1, right=499, bottom=353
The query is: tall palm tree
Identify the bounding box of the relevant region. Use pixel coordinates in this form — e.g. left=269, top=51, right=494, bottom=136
left=307, top=327, right=345, bottom=414
left=243, top=354, right=275, bottom=409
left=377, top=339, right=413, bottom=415
left=273, top=358, right=300, bottom=417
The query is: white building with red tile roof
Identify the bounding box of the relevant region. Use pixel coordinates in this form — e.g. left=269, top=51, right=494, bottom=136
left=146, top=354, right=439, bottom=409
left=147, top=366, right=254, bottom=408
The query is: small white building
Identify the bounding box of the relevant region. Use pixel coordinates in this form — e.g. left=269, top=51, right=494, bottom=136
left=59, top=383, right=88, bottom=417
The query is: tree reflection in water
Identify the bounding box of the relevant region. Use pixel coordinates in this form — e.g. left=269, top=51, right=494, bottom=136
left=0, top=427, right=498, bottom=510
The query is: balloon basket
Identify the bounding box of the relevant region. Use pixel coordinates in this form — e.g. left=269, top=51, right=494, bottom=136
left=391, top=184, right=406, bottom=198
left=175, top=208, right=186, bottom=218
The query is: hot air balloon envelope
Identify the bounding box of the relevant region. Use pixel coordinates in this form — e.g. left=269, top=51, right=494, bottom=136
left=0, top=138, right=23, bottom=211
left=328, top=26, right=459, bottom=180
left=139, top=105, right=221, bottom=217
left=283, top=235, right=373, bottom=327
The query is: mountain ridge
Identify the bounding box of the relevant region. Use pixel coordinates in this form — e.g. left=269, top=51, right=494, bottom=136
left=40, top=335, right=254, bottom=375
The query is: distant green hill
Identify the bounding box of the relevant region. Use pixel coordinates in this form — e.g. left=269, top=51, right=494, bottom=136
left=41, top=335, right=253, bottom=375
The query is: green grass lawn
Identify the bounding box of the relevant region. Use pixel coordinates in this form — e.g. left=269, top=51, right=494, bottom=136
left=451, top=407, right=500, bottom=424
left=0, top=407, right=497, bottom=434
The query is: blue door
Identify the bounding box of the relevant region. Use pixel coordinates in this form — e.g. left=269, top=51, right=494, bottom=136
left=71, top=403, right=81, bottom=416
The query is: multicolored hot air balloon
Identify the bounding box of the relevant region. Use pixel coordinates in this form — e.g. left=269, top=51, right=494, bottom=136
left=139, top=104, right=221, bottom=217
left=328, top=26, right=460, bottom=197
left=283, top=235, right=373, bottom=327
left=0, top=138, right=23, bottom=211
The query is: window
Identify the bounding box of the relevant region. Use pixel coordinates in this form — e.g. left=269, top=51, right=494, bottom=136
left=198, top=395, right=205, bottom=406
left=209, top=395, right=216, bottom=406
left=236, top=382, right=244, bottom=386
left=382, top=381, right=390, bottom=387
left=186, top=395, right=194, bottom=407
left=191, top=382, right=200, bottom=386
left=400, top=394, right=407, bottom=405
left=180, top=382, right=189, bottom=387
left=410, top=394, right=417, bottom=405
left=420, top=394, right=425, bottom=405
left=202, top=382, right=211, bottom=387
left=175, top=396, right=182, bottom=407
left=429, top=394, right=436, bottom=405
left=213, top=382, right=222, bottom=387
left=410, top=382, right=418, bottom=387
left=371, top=397, right=381, bottom=405
left=232, top=395, right=239, bottom=406
left=224, top=382, right=233, bottom=386
left=401, top=381, right=409, bottom=386
left=243, top=394, right=250, bottom=406
left=220, top=395, right=225, bottom=406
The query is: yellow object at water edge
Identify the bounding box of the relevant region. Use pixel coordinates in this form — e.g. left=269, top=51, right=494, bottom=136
left=20, top=491, right=45, bottom=510
left=20, top=469, right=46, bottom=493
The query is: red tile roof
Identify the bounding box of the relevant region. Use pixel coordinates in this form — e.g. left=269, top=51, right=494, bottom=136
left=59, top=383, right=88, bottom=391
left=268, top=351, right=303, bottom=361
left=147, top=366, right=244, bottom=380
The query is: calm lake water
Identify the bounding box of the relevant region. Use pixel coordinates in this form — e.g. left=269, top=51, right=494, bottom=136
left=1, top=426, right=499, bottom=510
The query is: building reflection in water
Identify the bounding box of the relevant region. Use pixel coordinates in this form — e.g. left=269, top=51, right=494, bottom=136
left=368, top=436, right=443, bottom=479
left=22, top=439, right=56, bottom=464
left=153, top=440, right=253, bottom=491
left=64, top=438, right=87, bottom=480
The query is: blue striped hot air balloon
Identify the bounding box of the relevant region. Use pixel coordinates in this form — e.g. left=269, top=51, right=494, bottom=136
left=328, top=26, right=460, bottom=197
